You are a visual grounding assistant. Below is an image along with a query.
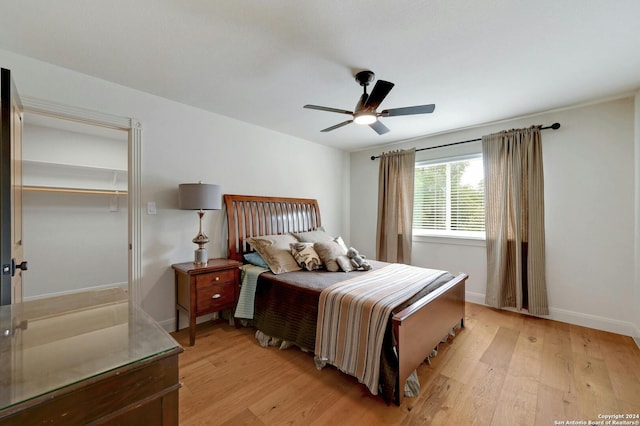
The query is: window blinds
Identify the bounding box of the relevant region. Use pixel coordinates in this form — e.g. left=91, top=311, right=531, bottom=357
left=413, top=156, right=485, bottom=235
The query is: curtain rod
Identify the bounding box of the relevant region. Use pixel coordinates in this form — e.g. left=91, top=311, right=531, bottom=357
left=370, top=122, right=561, bottom=160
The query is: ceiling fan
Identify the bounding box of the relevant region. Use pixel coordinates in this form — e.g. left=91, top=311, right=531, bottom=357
left=303, top=70, right=435, bottom=135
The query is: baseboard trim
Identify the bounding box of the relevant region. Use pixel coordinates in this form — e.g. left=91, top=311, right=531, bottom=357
left=465, top=291, right=637, bottom=337
left=465, top=291, right=486, bottom=306
left=158, top=318, right=175, bottom=333
left=159, top=312, right=222, bottom=334
left=23, top=282, right=128, bottom=302
left=548, top=306, right=637, bottom=337
left=633, top=324, right=640, bottom=350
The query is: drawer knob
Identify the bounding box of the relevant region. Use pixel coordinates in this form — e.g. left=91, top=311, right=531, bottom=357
left=212, top=293, right=222, bottom=299
left=215, top=277, right=220, bottom=281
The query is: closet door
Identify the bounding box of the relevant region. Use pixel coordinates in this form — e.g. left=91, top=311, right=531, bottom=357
left=0, top=68, right=26, bottom=305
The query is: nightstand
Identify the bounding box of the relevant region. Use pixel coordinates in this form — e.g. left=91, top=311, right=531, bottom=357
left=172, top=258, right=242, bottom=346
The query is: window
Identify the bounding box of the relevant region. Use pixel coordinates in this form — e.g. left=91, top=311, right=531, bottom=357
left=413, top=154, right=485, bottom=238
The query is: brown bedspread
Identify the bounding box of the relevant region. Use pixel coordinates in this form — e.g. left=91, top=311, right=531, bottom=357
left=253, top=260, right=454, bottom=401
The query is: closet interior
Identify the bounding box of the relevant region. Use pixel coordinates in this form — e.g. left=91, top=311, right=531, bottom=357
left=22, top=113, right=128, bottom=300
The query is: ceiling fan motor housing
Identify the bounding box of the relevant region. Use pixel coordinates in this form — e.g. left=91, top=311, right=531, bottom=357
left=355, top=70, right=375, bottom=87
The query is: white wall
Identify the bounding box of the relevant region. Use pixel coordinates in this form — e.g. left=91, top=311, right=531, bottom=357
left=22, top=192, right=128, bottom=298
left=0, top=49, right=350, bottom=328
left=23, top=123, right=127, bottom=170
left=351, top=97, right=637, bottom=337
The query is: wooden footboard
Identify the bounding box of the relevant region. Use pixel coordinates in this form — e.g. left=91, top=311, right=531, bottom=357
left=393, top=273, right=467, bottom=405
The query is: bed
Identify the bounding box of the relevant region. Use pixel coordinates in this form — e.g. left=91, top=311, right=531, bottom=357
left=224, top=194, right=467, bottom=405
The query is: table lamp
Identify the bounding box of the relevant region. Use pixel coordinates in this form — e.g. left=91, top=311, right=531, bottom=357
left=178, top=182, right=222, bottom=265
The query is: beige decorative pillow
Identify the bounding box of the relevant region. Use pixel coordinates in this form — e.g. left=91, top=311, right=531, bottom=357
left=292, top=228, right=333, bottom=244
left=290, top=242, right=323, bottom=271
left=314, top=240, right=348, bottom=272
left=246, top=234, right=301, bottom=274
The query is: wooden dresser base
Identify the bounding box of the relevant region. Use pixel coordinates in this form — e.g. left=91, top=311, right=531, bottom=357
left=0, top=351, right=181, bottom=425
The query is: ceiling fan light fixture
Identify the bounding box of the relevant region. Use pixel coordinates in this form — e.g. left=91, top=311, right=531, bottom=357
left=353, top=112, right=377, bottom=125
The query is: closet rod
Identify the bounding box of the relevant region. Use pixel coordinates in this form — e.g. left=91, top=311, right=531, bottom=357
left=370, top=122, right=561, bottom=160
left=23, top=186, right=128, bottom=195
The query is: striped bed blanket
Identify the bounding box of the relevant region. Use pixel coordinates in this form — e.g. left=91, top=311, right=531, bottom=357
left=315, top=263, right=446, bottom=395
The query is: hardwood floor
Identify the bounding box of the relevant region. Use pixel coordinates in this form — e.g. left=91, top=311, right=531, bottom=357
left=171, top=302, right=640, bottom=425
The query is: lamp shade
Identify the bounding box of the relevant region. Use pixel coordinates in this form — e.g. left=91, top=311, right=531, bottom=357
left=178, top=183, right=222, bottom=210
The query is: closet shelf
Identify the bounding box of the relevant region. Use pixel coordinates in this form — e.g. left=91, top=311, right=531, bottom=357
left=24, top=186, right=128, bottom=196
left=22, top=160, right=126, bottom=174
left=22, top=160, right=127, bottom=194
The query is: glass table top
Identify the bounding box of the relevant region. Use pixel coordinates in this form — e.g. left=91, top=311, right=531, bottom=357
left=0, top=287, right=181, bottom=411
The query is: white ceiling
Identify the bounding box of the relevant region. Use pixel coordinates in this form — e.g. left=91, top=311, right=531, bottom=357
left=1, top=0, right=639, bottom=151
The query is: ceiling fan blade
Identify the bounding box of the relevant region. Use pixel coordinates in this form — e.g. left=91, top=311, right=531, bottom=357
left=369, top=120, right=390, bottom=135
left=364, top=80, right=394, bottom=110
left=321, top=120, right=353, bottom=132
left=304, top=104, right=353, bottom=115
left=381, top=104, right=436, bottom=117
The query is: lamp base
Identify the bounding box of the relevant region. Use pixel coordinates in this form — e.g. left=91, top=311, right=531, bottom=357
left=194, top=248, right=208, bottom=266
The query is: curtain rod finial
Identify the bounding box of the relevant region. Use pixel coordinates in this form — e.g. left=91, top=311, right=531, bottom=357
left=371, top=155, right=377, bottom=161
left=551, top=122, right=560, bottom=129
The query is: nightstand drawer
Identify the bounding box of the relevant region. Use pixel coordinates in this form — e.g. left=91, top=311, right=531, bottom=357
left=196, top=282, right=235, bottom=312
left=195, top=269, right=235, bottom=287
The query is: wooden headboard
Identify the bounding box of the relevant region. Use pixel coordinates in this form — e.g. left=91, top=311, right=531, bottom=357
left=224, top=194, right=322, bottom=262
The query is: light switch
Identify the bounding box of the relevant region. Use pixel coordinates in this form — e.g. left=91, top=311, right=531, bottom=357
left=147, top=201, right=157, bottom=215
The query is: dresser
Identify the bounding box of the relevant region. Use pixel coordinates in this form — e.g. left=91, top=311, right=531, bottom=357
left=172, top=258, right=242, bottom=345
left=0, top=288, right=183, bottom=425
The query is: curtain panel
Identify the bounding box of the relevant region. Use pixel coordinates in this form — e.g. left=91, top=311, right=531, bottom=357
left=482, top=127, right=549, bottom=315
left=376, top=148, right=415, bottom=264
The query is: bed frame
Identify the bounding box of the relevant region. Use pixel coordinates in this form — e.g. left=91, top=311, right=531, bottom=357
left=224, top=194, right=467, bottom=405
